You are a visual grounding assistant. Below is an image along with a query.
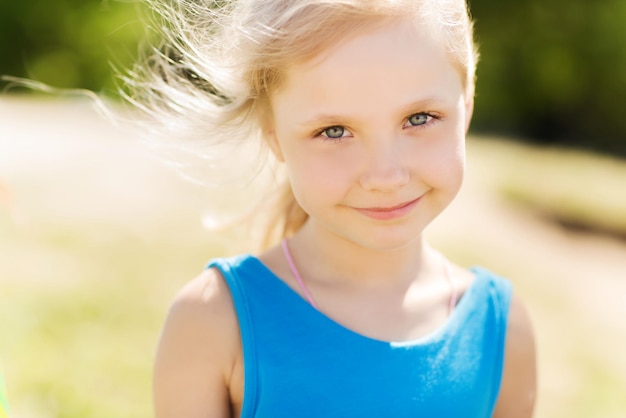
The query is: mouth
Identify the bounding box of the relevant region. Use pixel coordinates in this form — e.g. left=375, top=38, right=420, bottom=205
left=354, top=197, right=422, bottom=221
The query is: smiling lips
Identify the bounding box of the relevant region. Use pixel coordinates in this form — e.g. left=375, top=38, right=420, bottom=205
left=354, top=197, right=422, bottom=221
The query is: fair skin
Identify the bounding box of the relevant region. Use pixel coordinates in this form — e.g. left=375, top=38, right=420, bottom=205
left=153, top=19, right=536, bottom=418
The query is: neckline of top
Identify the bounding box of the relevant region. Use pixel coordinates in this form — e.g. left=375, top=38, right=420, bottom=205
left=242, top=254, right=483, bottom=347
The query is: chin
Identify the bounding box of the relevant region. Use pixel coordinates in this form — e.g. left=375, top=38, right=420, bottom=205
left=343, top=226, right=426, bottom=253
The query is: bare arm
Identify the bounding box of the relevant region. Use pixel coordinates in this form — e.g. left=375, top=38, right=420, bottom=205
left=493, top=294, right=537, bottom=418
left=153, top=268, right=241, bottom=418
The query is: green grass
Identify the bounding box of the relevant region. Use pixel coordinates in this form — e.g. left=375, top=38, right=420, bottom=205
left=470, top=137, right=626, bottom=237
left=0, top=213, right=231, bottom=418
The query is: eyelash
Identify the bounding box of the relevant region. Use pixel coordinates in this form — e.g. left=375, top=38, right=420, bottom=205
left=313, top=112, right=440, bottom=141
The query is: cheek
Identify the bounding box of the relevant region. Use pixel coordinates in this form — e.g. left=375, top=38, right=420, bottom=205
left=420, top=126, right=466, bottom=188
left=448, top=145, right=466, bottom=189
left=284, top=140, right=359, bottom=179
left=282, top=145, right=362, bottom=208
left=283, top=147, right=332, bottom=198
left=445, top=134, right=466, bottom=189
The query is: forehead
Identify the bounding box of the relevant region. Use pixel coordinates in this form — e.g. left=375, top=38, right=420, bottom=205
left=271, top=20, right=464, bottom=122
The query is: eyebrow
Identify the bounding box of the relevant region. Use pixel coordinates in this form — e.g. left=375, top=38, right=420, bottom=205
left=297, top=96, right=448, bottom=128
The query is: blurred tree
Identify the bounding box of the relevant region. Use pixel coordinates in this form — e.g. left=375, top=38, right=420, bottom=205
left=1, top=0, right=625, bottom=154
left=470, top=0, right=626, bottom=155
left=0, top=0, right=146, bottom=94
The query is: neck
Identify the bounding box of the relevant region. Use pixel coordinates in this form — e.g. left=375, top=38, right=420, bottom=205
left=288, top=221, right=436, bottom=289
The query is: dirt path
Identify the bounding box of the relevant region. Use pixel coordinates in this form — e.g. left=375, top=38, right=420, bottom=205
left=2, top=97, right=625, bottom=417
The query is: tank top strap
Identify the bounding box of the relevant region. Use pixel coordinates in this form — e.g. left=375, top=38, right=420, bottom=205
left=206, top=255, right=262, bottom=416
left=469, top=266, right=513, bottom=409
left=470, top=266, right=513, bottom=322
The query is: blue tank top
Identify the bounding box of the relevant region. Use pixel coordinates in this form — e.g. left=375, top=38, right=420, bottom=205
left=208, top=254, right=512, bottom=417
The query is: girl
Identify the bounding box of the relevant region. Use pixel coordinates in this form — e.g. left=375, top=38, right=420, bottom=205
left=138, top=0, right=537, bottom=416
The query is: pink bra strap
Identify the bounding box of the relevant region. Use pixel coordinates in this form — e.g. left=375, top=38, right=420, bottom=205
left=442, top=258, right=458, bottom=315
left=281, top=239, right=319, bottom=309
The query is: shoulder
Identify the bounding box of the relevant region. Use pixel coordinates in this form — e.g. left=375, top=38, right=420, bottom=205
left=158, top=267, right=240, bottom=368
left=153, top=268, right=240, bottom=417
left=168, top=267, right=237, bottom=325
left=493, top=293, right=537, bottom=418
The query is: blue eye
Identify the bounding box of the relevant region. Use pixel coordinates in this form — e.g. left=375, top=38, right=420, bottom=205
left=322, top=126, right=347, bottom=139
left=407, top=113, right=430, bottom=126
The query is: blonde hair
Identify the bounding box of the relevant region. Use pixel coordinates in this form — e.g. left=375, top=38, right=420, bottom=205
left=128, top=0, right=478, bottom=248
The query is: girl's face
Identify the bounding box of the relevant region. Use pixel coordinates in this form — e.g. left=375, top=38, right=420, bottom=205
left=268, top=19, right=473, bottom=251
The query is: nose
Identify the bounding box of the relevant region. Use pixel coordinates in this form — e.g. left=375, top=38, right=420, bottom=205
left=359, top=140, right=410, bottom=192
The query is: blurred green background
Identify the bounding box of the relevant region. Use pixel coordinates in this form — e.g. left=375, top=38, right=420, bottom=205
left=1, top=0, right=625, bottom=155
left=0, top=0, right=146, bottom=96
left=1, top=2, right=626, bottom=418
left=470, top=0, right=626, bottom=155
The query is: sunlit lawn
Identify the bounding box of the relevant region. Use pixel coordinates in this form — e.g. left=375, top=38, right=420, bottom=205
left=0, top=210, right=224, bottom=417
left=473, top=139, right=626, bottom=238
left=1, top=99, right=625, bottom=417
